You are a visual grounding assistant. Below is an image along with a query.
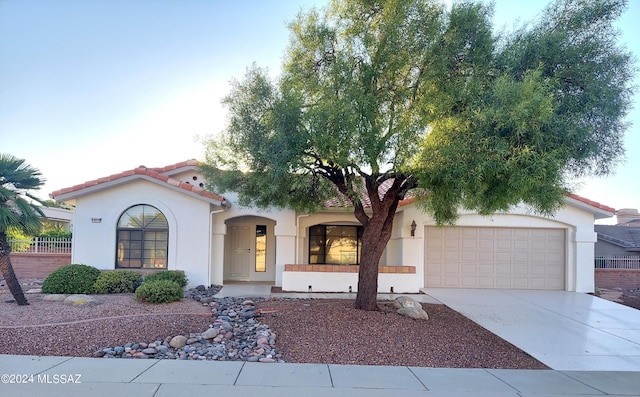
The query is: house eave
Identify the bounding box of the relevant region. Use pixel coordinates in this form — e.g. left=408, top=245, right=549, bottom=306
left=52, top=175, right=226, bottom=207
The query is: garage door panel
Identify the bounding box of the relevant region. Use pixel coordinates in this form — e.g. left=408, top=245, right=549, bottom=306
left=478, top=277, right=495, bottom=287
left=496, top=240, right=511, bottom=249
left=479, top=239, right=495, bottom=249
left=478, top=264, right=494, bottom=275
left=495, top=277, right=511, bottom=288
left=444, top=276, right=461, bottom=287
left=425, top=226, right=565, bottom=290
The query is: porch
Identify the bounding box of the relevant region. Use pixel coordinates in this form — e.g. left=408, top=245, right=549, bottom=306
left=281, top=264, right=419, bottom=293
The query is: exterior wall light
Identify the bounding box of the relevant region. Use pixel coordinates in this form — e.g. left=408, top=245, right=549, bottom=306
left=410, top=220, right=417, bottom=237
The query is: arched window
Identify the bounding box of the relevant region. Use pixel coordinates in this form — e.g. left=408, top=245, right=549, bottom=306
left=116, top=205, right=168, bottom=269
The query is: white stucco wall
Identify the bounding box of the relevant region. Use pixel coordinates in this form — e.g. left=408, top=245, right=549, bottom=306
left=70, top=180, right=212, bottom=288
left=66, top=175, right=601, bottom=293
left=210, top=192, right=298, bottom=287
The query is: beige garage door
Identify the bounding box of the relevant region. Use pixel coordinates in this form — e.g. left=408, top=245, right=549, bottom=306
left=424, top=227, right=565, bottom=290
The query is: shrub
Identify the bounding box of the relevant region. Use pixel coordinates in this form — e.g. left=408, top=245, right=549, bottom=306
left=42, top=264, right=101, bottom=294
left=135, top=280, right=183, bottom=303
left=93, top=270, right=143, bottom=294
left=143, top=270, right=188, bottom=288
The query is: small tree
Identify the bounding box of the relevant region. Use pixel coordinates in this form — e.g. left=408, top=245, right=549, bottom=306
left=202, top=0, right=635, bottom=310
left=0, top=154, right=46, bottom=305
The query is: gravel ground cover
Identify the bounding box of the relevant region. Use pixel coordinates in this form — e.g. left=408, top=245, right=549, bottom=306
left=9, top=278, right=637, bottom=368
left=0, top=279, right=547, bottom=368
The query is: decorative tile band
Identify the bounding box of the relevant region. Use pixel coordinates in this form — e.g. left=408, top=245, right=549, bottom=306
left=284, top=264, right=416, bottom=274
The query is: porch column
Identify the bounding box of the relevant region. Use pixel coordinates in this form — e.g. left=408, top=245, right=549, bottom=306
left=574, top=228, right=597, bottom=293
left=210, top=223, right=226, bottom=286
left=401, top=222, right=424, bottom=290
left=274, top=224, right=296, bottom=287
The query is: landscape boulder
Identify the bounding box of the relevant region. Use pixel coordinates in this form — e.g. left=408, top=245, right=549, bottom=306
left=393, top=296, right=428, bottom=320
left=63, top=294, right=96, bottom=305
left=43, top=294, right=67, bottom=302
left=169, top=335, right=187, bottom=349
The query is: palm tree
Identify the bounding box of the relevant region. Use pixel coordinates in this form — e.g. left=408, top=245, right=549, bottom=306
left=0, top=154, right=46, bottom=305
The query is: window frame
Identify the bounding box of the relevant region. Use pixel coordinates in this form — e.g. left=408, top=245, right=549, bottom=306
left=115, top=204, right=169, bottom=269
left=308, top=224, right=363, bottom=265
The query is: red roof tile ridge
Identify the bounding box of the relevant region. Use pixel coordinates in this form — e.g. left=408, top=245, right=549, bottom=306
left=150, top=159, right=199, bottom=173
left=566, top=192, right=615, bottom=213
left=51, top=160, right=225, bottom=204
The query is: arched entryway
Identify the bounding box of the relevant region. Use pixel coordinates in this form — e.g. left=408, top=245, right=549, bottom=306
left=224, top=216, right=276, bottom=282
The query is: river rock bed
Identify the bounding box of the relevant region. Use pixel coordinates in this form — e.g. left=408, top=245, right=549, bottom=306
left=96, top=285, right=284, bottom=362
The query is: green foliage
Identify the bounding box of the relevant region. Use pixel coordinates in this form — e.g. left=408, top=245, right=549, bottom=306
left=93, top=270, right=143, bottom=294
left=135, top=280, right=183, bottom=304
left=41, top=264, right=101, bottom=294
left=142, top=270, right=188, bottom=287
left=39, top=224, right=72, bottom=239
left=0, top=154, right=46, bottom=235
left=5, top=227, right=32, bottom=252
left=201, top=0, right=634, bottom=225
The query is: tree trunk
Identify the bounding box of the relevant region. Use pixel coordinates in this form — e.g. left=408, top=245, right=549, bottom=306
left=0, top=233, right=29, bottom=305
left=354, top=202, right=398, bottom=311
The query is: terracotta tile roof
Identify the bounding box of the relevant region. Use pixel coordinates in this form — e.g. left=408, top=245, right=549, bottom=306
left=324, top=180, right=614, bottom=215
left=149, top=159, right=200, bottom=174
left=565, top=193, right=615, bottom=213
left=51, top=160, right=227, bottom=205
left=324, top=179, right=395, bottom=208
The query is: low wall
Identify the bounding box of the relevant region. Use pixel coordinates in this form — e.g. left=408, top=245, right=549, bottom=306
left=282, top=264, right=419, bottom=293
left=595, top=269, right=640, bottom=289
left=8, top=253, right=72, bottom=280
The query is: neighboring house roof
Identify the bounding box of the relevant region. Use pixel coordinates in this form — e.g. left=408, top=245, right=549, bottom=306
left=595, top=225, right=640, bottom=252
left=619, top=219, right=640, bottom=227
left=50, top=160, right=228, bottom=207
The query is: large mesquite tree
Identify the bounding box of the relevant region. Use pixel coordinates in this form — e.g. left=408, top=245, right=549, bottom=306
left=202, top=0, right=634, bottom=310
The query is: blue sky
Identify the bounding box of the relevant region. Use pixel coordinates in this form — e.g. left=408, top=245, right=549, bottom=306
left=1, top=0, right=638, bottom=217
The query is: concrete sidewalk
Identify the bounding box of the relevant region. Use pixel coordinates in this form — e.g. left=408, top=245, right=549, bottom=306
left=1, top=355, right=640, bottom=396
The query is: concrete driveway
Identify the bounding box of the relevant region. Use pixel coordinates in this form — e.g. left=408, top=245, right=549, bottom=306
left=421, top=289, right=640, bottom=371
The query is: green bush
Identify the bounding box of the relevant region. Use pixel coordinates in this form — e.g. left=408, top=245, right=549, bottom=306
left=135, top=280, right=183, bottom=303
left=42, top=264, right=101, bottom=294
left=93, top=270, right=143, bottom=294
left=143, top=270, right=188, bottom=287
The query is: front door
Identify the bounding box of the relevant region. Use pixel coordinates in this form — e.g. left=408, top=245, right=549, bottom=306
left=226, top=224, right=253, bottom=280
left=224, top=218, right=276, bottom=282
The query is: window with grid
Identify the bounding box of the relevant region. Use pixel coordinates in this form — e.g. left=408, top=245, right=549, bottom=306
left=116, top=205, right=168, bottom=269
left=309, top=225, right=362, bottom=265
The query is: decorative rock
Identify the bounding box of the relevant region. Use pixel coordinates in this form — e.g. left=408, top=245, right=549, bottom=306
left=169, top=335, right=188, bottom=349
left=98, top=288, right=286, bottom=363
left=201, top=328, right=219, bottom=339
left=393, top=296, right=422, bottom=309
left=63, top=294, right=96, bottom=305
left=397, top=306, right=429, bottom=320
left=43, top=294, right=67, bottom=302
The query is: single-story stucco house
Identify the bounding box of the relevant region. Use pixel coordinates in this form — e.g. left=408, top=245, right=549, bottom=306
left=50, top=159, right=614, bottom=293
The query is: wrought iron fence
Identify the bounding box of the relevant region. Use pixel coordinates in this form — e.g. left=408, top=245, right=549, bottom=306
left=7, top=237, right=72, bottom=254
left=595, top=256, right=640, bottom=270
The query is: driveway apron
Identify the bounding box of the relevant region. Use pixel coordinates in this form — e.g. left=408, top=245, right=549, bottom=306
left=422, top=288, right=640, bottom=371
